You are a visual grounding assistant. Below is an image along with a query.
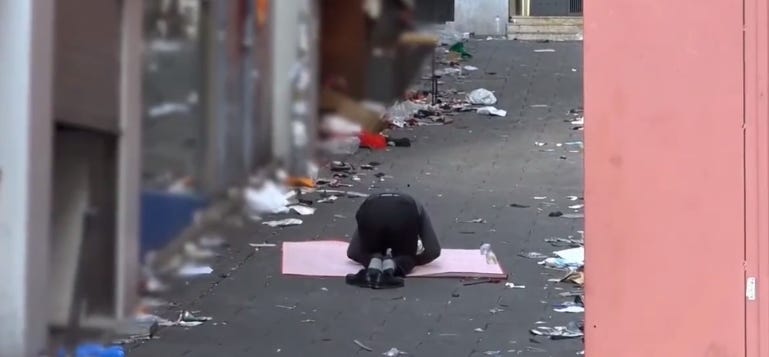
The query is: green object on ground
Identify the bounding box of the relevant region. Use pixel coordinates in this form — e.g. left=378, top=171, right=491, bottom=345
left=449, top=42, right=473, bottom=59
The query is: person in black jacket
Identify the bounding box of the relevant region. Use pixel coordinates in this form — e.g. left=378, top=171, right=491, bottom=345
left=346, top=192, right=441, bottom=289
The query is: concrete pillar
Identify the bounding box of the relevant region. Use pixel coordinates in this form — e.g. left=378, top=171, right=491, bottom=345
left=271, top=0, right=318, bottom=177
left=0, top=0, right=55, bottom=355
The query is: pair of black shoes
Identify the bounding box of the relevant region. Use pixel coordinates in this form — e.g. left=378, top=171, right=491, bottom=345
left=346, top=268, right=404, bottom=289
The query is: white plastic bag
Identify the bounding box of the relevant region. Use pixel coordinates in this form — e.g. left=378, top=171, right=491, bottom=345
left=467, top=88, right=497, bottom=105
left=244, top=181, right=290, bottom=214
left=477, top=106, right=507, bottom=117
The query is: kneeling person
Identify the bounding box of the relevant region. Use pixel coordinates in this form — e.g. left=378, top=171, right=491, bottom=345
left=346, top=192, right=441, bottom=289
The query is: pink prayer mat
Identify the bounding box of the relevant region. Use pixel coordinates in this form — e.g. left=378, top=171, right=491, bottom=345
left=281, top=240, right=507, bottom=279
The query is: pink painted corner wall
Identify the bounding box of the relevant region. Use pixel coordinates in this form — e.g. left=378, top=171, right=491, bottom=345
left=584, top=1, right=745, bottom=356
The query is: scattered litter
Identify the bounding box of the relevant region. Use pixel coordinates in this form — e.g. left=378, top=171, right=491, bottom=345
left=538, top=257, right=581, bottom=270
left=486, top=36, right=493, bottom=40
left=463, top=279, right=496, bottom=286
left=262, top=218, right=303, bottom=227
left=180, top=310, right=212, bottom=323
left=477, top=106, right=507, bottom=117
left=318, top=195, right=339, bottom=203
left=354, top=339, right=374, bottom=352
left=435, top=67, right=462, bottom=76
left=474, top=328, right=485, bottom=332
left=534, top=49, right=556, bottom=53
left=301, top=319, right=316, bottom=323
left=519, top=252, right=549, bottom=260
left=510, top=203, right=530, bottom=208
left=533, top=196, right=548, bottom=200
left=177, top=264, right=213, bottom=277
left=463, top=218, right=486, bottom=224
left=562, top=213, right=584, bottom=219
left=530, top=325, right=583, bottom=339
left=566, top=195, right=579, bottom=201
left=464, top=65, right=479, bottom=71
left=560, top=271, right=585, bottom=286
left=568, top=204, right=584, bottom=209
left=467, top=88, right=497, bottom=105
left=275, top=305, right=296, bottom=310
left=554, top=305, right=585, bottom=313
left=250, top=243, right=277, bottom=248
left=489, top=307, right=505, bottom=314
left=245, top=181, right=290, bottom=214
left=571, top=117, right=584, bottom=125
left=483, top=351, right=502, bottom=356
left=383, top=347, right=407, bottom=356
left=534, top=141, right=547, bottom=147
left=553, top=247, right=584, bottom=266
left=289, top=205, right=316, bottom=216
left=548, top=211, right=563, bottom=217
left=505, top=282, right=526, bottom=289
left=530, top=104, right=549, bottom=108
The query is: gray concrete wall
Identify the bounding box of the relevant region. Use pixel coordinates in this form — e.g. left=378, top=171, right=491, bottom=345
left=452, top=0, right=508, bottom=35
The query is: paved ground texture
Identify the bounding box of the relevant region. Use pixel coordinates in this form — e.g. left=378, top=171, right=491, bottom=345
left=131, top=39, right=585, bottom=357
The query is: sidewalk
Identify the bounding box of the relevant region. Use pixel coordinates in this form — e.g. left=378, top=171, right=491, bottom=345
left=130, top=39, right=584, bottom=357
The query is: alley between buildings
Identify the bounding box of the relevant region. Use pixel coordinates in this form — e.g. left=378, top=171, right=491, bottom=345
left=131, top=39, right=584, bottom=357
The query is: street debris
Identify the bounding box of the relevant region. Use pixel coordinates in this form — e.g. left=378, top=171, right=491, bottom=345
left=505, top=282, right=526, bottom=289
left=383, top=347, right=407, bottom=356
left=289, top=205, right=316, bottom=216
left=262, top=218, right=303, bottom=227
left=530, top=323, right=584, bottom=339
left=354, top=339, right=374, bottom=352
left=176, top=263, right=213, bottom=277
left=554, top=303, right=585, bottom=313
left=464, top=65, right=479, bottom=71
left=534, top=49, right=556, bottom=53
left=519, top=252, right=549, bottom=259
left=483, top=351, right=502, bottom=356
left=554, top=247, right=584, bottom=266
left=560, top=271, right=585, bottom=286
left=463, top=218, right=486, bottom=223
left=245, top=181, right=291, bottom=214
left=250, top=243, right=277, bottom=248
left=548, top=211, right=563, bottom=217
left=568, top=204, right=584, bottom=209
left=489, top=307, right=505, bottom=314
left=510, top=203, right=531, bottom=208
left=477, top=106, right=507, bottom=117
left=467, top=88, right=497, bottom=105
left=561, top=213, right=584, bottom=219
left=318, top=195, right=339, bottom=203
left=474, top=327, right=485, bottom=332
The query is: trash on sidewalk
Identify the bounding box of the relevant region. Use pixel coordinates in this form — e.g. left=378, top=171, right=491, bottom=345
left=549, top=211, right=564, bottom=217
left=530, top=324, right=583, bottom=339
left=387, top=100, right=428, bottom=127
left=250, top=243, right=277, bottom=248
left=467, top=88, right=497, bottom=105
left=331, top=161, right=355, bottom=172
left=321, top=89, right=388, bottom=133
left=519, top=252, right=549, bottom=260
left=474, top=327, right=485, bottom=332
left=383, top=347, right=407, bottom=356
left=534, top=49, right=556, bottom=53
left=505, top=282, right=526, bottom=289
left=510, top=203, right=531, bottom=208
left=289, top=205, right=316, bottom=216
left=477, top=106, right=507, bottom=117
left=262, top=218, right=303, bottom=227
left=321, top=114, right=363, bottom=136
left=560, top=271, right=585, bottom=286
left=449, top=42, right=473, bottom=58
left=354, top=339, right=374, bottom=352
left=568, top=204, right=584, bottom=209
left=180, top=310, right=213, bottom=323
left=463, top=218, right=486, bottom=224
left=435, top=67, right=462, bottom=76
left=176, top=263, right=213, bottom=277
left=483, top=351, right=502, bottom=356
left=464, top=65, right=479, bottom=71
left=554, top=247, right=585, bottom=266
left=566, top=195, right=580, bottom=201
left=571, top=116, right=584, bottom=125
left=538, top=257, right=581, bottom=270
left=360, top=132, right=388, bottom=150
left=317, top=195, right=339, bottom=203
left=245, top=181, right=291, bottom=214
left=553, top=303, right=585, bottom=313
left=561, top=213, right=584, bottom=219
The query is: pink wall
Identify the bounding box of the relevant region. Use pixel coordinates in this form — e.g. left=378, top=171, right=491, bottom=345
left=584, top=1, right=746, bottom=356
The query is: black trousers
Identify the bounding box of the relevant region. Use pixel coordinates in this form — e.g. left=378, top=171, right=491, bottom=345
left=347, top=193, right=421, bottom=275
